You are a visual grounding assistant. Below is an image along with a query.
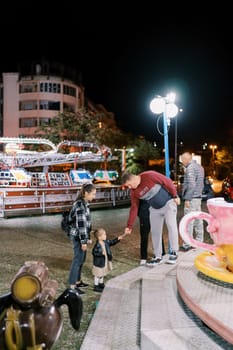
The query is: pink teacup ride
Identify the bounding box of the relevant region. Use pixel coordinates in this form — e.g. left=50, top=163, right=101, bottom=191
left=179, top=197, right=233, bottom=283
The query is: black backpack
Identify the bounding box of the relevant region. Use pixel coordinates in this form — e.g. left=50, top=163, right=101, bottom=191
left=61, top=203, right=77, bottom=235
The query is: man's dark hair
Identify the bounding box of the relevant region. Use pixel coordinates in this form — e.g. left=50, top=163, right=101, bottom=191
left=122, top=172, right=133, bottom=184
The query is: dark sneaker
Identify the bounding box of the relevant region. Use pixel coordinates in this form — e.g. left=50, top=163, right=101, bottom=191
left=167, top=252, right=178, bottom=264
left=146, top=257, right=163, bottom=266
left=99, top=283, right=105, bottom=289
left=76, top=280, right=89, bottom=288
left=93, top=285, right=103, bottom=293
left=74, top=287, right=85, bottom=295
left=179, top=245, right=192, bottom=252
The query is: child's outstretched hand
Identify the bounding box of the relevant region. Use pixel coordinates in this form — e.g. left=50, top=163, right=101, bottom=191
left=118, top=232, right=129, bottom=240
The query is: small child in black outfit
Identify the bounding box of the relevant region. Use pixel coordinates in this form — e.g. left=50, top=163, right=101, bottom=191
left=92, top=228, right=125, bottom=292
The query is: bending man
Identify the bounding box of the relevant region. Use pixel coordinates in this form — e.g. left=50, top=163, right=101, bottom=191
left=122, top=170, right=180, bottom=266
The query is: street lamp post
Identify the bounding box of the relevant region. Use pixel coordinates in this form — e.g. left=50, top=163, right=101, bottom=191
left=174, top=108, right=183, bottom=182
left=210, top=144, right=217, bottom=160
left=150, top=93, right=179, bottom=178
left=121, top=148, right=126, bottom=173
left=210, top=144, right=217, bottom=176
left=114, top=147, right=134, bottom=173
left=174, top=115, right=178, bottom=182
left=163, top=107, right=170, bottom=178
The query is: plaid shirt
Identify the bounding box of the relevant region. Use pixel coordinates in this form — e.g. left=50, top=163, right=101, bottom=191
left=74, top=199, right=92, bottom=244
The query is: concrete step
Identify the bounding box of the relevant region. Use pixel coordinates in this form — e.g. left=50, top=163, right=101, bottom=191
left=140, top=261, right=231, bottom=349
left=80, top=254, right=233, bottom=349
left=80, top=268, right=143, bottom=350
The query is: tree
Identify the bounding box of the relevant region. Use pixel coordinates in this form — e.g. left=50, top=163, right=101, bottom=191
left=35, top=109, right=127, bottom=148
left=34, top=109, right=164, bottom=174
left=215, top=147, right=233, bottom=179
left=125, top=138, right=161, bottom=174
left=35, top=110, right=98, bottom=144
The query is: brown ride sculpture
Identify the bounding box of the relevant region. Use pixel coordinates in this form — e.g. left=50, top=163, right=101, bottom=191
left=0, top=261, right=83, bottom=350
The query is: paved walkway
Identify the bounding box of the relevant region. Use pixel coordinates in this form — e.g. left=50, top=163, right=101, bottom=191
left=80, top=250, right=233, bottom=350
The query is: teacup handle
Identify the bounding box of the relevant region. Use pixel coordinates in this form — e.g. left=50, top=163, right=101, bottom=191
left=179, top=211, right=216, bottom=253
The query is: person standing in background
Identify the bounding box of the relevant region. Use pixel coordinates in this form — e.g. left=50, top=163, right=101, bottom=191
left=180, top=152, right=205, bottom=251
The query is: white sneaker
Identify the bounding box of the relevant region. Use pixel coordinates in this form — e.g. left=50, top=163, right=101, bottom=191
left=166, top=252, right=178, bottom=264
left=140, top=259, right=147, bottom=265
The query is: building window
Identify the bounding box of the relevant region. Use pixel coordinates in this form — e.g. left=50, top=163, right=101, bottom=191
left=39, top=118, right=51, bottom=126
left=40, top=82, right=61, bottom=93
left=63, top=85, right=76, bottom=97
left=63, top=102, right=75, bottom=113
left=19, top=101, right=38, bottom=110
left=39, top=100, right=60, bottom=111
left=19, top=118, right=38, bottom=128
left=19, top=83, right=38, bottom=93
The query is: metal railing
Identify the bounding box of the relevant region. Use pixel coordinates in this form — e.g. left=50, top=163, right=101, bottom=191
left=0, top=185, right=130, bottom=218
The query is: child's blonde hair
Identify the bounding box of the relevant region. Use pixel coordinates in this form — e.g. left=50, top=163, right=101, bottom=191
left=93, top=228, right=106, bottom=240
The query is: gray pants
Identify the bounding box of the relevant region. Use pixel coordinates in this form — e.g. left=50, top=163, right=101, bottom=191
left=149, top=199, right=179, bottom=258
left=184, top=198, right=203, bottom=243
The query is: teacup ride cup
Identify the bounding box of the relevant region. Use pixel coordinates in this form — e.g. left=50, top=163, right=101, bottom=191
left=179, top=197, right=233, bottom=273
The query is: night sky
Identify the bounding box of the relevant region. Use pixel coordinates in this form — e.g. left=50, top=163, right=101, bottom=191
left=1, top=4, right=233, bottom=150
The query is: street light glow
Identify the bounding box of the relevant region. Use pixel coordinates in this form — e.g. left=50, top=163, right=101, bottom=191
left=150, top=94, right=178, bottom=119
left=166, top=92, right=176, bottom=103
left=150, top=97, right=165, bottom=114
left=165, top=103, right=179, bottom=119
left=150, top=92, right=179, bottom=178
left=209, top=144, right=218, bottom=159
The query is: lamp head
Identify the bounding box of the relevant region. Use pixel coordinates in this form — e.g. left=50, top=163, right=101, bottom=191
left=150, top=92, right=178, bottom=117
left=150, top=97, right=165, bottom=114
left=166, top=103, right=178, bottom=118
left=166, top=92, right=176, bottom=103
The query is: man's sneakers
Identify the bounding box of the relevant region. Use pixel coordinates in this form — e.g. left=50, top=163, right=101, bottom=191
left=143, top=252, right=178, bottom=267
left=140, top=259, right=147, bottom=265
left=179, top=244, right=193, bottom=252
left=166, top=251, right=178, bottom=264
left=146, top=257, right=163, bottom=267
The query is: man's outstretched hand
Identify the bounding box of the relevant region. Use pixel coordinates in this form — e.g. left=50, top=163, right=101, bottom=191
left=124, top=227, right=132, bottom=235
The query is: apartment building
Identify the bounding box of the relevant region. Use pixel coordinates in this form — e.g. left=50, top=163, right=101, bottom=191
left=0, top=61, right=85, bottom=137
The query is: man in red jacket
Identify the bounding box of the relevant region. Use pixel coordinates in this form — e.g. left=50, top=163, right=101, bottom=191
left=122, top=171, right=180, bottom=265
